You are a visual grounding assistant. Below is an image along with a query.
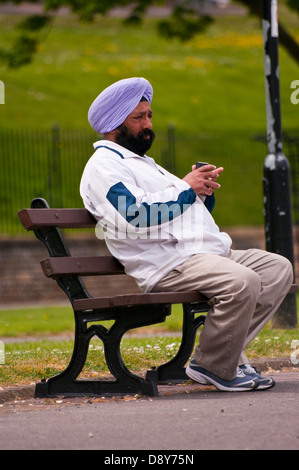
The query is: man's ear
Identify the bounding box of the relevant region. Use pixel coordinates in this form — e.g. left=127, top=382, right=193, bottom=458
left=104, top=128, right=119, bottom=142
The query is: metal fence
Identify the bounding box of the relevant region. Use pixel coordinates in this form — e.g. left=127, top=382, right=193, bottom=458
left=0, top=125, right=178, bottom=234
left=0, top=126, right=92, bottom=233
left=1, top=125, right=299, bottom=234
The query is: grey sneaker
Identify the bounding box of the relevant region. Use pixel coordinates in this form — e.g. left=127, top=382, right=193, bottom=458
left=186, top=358, right=259, bottom=392
left=239, top=364, right=275, bottom=390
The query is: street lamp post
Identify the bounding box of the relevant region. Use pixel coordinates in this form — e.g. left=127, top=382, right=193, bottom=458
left=262, top=0, right=297, bottom=328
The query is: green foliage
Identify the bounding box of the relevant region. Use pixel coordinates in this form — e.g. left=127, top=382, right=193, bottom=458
left=0, top=13, right=52, bottom=67
left=287, top=0, right=299, bottom=15
left=158, top=7, right=213, bottom=41
left=17, top=14, right=52, bottom=32
left=0, top=0, right=298, bottom=68
left=6, top=35, right=38, bottom=68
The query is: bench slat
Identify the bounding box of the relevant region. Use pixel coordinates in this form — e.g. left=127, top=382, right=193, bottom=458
left=18, top=208, right=96, bottom=229
left=41, top=256, right=125, bottom=277
left=73, top=291, right=208, bottom=310
left=73, top=284, right=298, bottom=310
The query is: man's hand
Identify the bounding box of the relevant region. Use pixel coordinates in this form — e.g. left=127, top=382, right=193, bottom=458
left=183, top=164, right=223, bottom=196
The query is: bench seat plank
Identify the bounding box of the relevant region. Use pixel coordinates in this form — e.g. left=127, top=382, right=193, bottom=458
left=73, top=284, right=298, bottom=310
left=73, top=291, right=208, bottom=310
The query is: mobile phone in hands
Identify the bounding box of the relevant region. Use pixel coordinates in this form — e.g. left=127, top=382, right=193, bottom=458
left=196, top=162, right=208, bottom=169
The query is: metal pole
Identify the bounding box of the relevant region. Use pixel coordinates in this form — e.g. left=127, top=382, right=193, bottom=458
left=262, top=0, right=297, bottom=328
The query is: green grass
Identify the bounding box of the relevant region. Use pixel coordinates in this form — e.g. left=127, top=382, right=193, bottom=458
left=0, top=304, right=183, bottom=338
left=0, top=12, right=298, bottom=133
left=0, top=303, right=298, bottom=387
left=0, top=336, right=185, bottom=386
left=0, top=305, right=74, bottom=338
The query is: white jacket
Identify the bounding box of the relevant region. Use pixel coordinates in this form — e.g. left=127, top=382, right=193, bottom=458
left=80, top=140, right=232, bottom=292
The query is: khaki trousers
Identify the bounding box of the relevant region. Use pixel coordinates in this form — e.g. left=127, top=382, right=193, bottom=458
left=152, top=249, right=293, bottom=380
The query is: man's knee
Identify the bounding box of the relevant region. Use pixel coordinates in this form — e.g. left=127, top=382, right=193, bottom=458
left=279, top=256, right=294, bottom=289
left=270, top=253, right=294, bottom=287
left=227, top=268, right=262, bottom=304
left=240, top=269, right=262, bottom=295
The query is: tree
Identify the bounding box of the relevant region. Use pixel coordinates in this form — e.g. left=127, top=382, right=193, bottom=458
left=0, top=0, right=298, bottom=68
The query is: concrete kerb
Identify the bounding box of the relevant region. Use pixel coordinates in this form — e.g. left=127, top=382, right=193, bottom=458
left=0, top=384, right=35, bottom=404
left=0, top=357, right=297, bottom=404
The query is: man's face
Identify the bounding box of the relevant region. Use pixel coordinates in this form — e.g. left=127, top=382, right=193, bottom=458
left=115, top=101, right=155, bottom=156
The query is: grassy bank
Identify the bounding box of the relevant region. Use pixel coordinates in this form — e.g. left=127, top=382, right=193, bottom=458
left=0, top=303, right=298, bottom=387
left=0, top=10, right=298, bottom=133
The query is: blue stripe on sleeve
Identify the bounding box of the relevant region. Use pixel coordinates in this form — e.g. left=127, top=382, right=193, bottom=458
left=204, top=194, right=215, bottom=213
left=106, top=181, right=196, bottom=227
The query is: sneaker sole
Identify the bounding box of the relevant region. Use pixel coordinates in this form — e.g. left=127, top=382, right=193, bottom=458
left=186, top=365, right=208, bottom=385
left=240, top=366, right=276, bottom=390
left=255, top=379, right=276, bottom=390
left=186, top=365, right=259, bottom=392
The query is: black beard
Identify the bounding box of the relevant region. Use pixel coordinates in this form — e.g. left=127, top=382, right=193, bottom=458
left=115, top=125, right=155, bottom=156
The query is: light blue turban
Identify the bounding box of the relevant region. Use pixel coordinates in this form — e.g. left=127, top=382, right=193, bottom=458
left=88, top=77, right=153, bottom=134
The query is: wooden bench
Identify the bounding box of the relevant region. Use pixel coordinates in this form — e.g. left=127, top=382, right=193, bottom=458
left=18, top=197, right=211, bottom=398
left=18, top=198, right=298, bottom=398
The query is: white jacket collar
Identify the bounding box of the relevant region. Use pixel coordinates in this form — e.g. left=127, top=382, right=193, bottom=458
left=93, top=139, right=148, bottom=159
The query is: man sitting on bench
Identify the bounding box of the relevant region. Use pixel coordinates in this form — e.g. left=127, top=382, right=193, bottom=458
left=80, top=77, right=293, bottom=392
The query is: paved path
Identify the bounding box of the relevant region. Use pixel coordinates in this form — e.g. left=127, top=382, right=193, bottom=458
left=0, top=370, right=298, bottom=451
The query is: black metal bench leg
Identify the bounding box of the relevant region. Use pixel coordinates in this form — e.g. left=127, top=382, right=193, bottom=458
left=95, top=320, right=158, bottom=397
left=35, top=320, right=158, bottom=398
left=35, top=316, right=96, bottom=398
left=146, top=302, right=208, bottom=384
left=35, top=304, right=169, bottom=398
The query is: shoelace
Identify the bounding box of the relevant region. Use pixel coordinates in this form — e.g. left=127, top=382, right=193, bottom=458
left=242, top=364, right=258, bottom=374
left=236, top=369, right=247, bottom=378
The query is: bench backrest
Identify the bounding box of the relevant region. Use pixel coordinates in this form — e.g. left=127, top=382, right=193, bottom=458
left=19, top=199, right=298, bottom=307
left=18, top=197, right=125, bottom=304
